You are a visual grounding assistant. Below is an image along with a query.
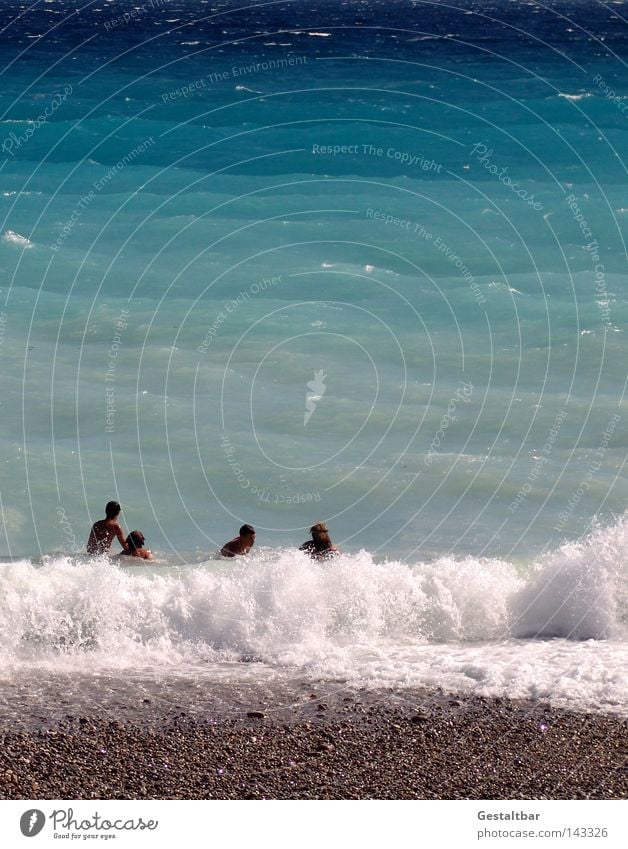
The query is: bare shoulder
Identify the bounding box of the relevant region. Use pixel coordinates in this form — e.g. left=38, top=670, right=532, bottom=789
left=221, top=538, right=238, bottom=556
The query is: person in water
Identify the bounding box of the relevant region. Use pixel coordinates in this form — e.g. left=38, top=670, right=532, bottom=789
left=115, top=530, right=152, bottom=560
left=221, top=524, right=256, bottom=557
left=299, top=522, right=339, bottom=559
left=86, top=500, right=126, bottom=555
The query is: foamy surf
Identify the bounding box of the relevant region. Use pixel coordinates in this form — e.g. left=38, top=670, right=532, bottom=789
left=1, top=229, right=33, bottom=248
left=0, top=519, right=626, bottom=714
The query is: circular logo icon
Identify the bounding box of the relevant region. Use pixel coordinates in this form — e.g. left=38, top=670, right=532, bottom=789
left=20, top=810, right=46, bottom=837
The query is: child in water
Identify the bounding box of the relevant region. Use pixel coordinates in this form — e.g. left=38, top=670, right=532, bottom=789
left=86, top=501, right=126, bottom=555
left=299, top=522, right=339, bottom=559
left=115, top=530, right=152, bottom=560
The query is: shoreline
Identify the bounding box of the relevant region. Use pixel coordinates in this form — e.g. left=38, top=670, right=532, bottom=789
left=0, top=677, right=626, bottom=799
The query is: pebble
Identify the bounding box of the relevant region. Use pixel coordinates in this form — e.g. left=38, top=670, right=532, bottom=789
left=410, top=713, right=428, bottom=723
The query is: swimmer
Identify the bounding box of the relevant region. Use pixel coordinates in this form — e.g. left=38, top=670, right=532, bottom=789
left=221, top=524, right=256, bottom=557
left=86, top=501, right=126, bottom=555
left=299, top=522, right=339, bottom=559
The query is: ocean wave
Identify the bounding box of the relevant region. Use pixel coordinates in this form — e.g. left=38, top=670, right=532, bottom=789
left=558, top=92, right=593, bottom=101
left=0, top=518, right=626, bottom=711
left=1, top=518, right=625, bottom=653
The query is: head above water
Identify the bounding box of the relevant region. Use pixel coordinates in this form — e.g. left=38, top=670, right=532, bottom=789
left=126, top=530, right=145, bottom=550
left=240, top=524, right=255, bottom=539
left=105, top=500, right=121, bottom=519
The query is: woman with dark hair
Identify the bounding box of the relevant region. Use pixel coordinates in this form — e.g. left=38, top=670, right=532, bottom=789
left=115, top=530, right=152, bottom=560
left=220, top=524, right=256, bottom=557
left=299, top=522, right=339, bottom=560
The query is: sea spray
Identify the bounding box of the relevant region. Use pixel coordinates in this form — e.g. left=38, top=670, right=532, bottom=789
left=0, top=519, right=626, bottom=712
left=512, top=518, right=628, bottom=640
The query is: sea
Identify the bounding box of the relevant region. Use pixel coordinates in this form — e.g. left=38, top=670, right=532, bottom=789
left=0, top=0, right=626, bottom=717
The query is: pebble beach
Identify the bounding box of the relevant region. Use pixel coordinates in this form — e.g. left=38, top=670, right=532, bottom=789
left=0, top=679, right=625, bottom=800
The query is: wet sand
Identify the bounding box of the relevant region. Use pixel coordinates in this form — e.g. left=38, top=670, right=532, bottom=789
left=0, top=676, right=625, bottom=799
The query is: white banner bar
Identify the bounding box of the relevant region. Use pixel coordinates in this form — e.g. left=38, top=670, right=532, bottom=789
left=0, top=800, right=625, bottom=849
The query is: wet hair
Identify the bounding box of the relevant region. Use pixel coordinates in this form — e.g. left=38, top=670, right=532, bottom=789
left=310, top=522, right=332, bottom=550
left=240, top=524, right=255, bottom=536
left=105, top=500, right=121, bottom=519
left=126, top=530, right=145, bottom=551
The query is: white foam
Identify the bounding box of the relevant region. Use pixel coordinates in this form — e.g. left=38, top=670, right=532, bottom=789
left=558, top=92, right=592, bottom=101
left=0, top=519, right=626, bottom=712
left=511, top=527, right=626, bottom=640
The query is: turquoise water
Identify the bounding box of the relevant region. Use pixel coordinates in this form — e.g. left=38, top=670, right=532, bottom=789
left=0, top=0, right=626, bottom=561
